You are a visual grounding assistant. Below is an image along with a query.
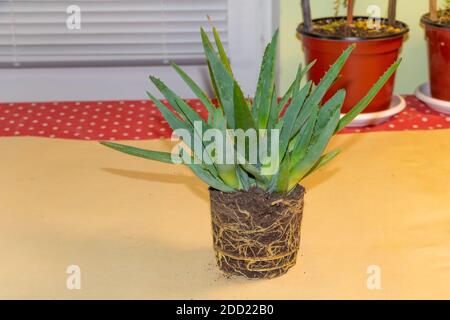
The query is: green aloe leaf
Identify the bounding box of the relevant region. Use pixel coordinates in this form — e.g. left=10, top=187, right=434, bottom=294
left=289, top=104, right=318, bottom=167
left=240, top=162, right=269, bottom=186
left=291, top=44, right=355, bottom=137
left=271, top=153, right=291, bottom=193
left=147, top=91, right=218, bottom=178
left=337, top=58, right=402, bottom=132
left=275, top=60, right=315, bottom=120
left=291, top=60, right=316, bottom=99
left=275, top=61, right=314, bottom=118
left=149, top=77, right=224, bottom=177
left=172, top=63, right=216, bottom=124
left=288, top=96, right=342, bottom=190
left=212, top=26, right=233, bottom=76
left=100, top=142, right=175, bottom=164
left=201, top=28, right=235, bottom=128
left=315, top=89, right=346, bottom=130
left=278, top=81, right=313, bottom=162
left=289, top=89, right=345, bottom=168
left=267, top=84, right=279, bottom=130
left=217, top=164, right=241, bottom=189
left=236, top=165, right=250, bottom=191
left=304, top=148, right=341, bottom=179
left=187, top=162, right=236, bottom=192
left=146, top=91, right=185, bottom=132
left=149, top=76, right=204, bottom=127
left=233, top=81, right=255, bottom=131
left=253, top=30, right=279, bottom=129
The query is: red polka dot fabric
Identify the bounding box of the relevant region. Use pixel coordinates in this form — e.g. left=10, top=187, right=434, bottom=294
left=0, top=96, right=448, bottom=141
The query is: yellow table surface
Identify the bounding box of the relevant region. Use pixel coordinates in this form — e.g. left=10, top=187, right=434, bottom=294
left=0, top=130, right=449, bottom=300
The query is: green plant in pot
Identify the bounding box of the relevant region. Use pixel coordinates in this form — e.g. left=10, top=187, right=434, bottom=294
left=421, top=0, right=450, bottom=102
left=298, top=0, right=408, bottom=114
left=100, top=28, right=401, bottom=279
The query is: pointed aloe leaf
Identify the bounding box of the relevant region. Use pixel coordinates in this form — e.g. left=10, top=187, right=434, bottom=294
left=316, top=89, right=346, bottom=130
left=212, top=26, right=233, bottom=76
left=200, top=28, right=222, bottom=106
left=262, top=84, right=276, bottom=130
left=100, top=142, right=175, bottom=164
left=289, top=89, right=344, bottom=167
left=240, top=163, right=269, bottom=186
left=304, top=148, right=341, bottom=179
left=236, top=165, right=250, bottom=191
left=253, top=30, right=279, bottom=129
left=146, top=91, right=185, bottom=131
left=289, top=105, right=318, bottom=167
left=288, top=100, right=342, bottom=190
left=304, top=44, right=353, bottom=110
left=271, top=154, right=291, bottom=193
left=233, top=81, right=255, bottom=131
left=201, top=28, right=235, bottom=128
left=207, top=61, right=222, bottom=107
left=291, top=44, right=354, bottom=137
left=276, top=60, right=315, bottom=118
left=182, top=148, right=236, bottom=191
left=212, top=107, right=226, bottom=129
left=337, top=58, right=402, bottom=132
left=149, top=76, right=204, bottom=126
left=278, top=81, right=313, bottom=162
left=276, top=83, right=293, bottom=119
left=216, top=164, right=240, bottom=189
left=172, top=63, right=216, bottom=123
left=187, top=163, right=235, bottom=192
left=149, top=77, right=222, bottom=173
left=147, top=91, right=218, bottom=178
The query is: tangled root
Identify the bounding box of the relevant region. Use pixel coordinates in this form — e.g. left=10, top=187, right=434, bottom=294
left=209, top=185, right=305, bottom=279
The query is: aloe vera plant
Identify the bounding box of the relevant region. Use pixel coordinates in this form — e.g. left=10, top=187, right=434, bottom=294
left=101, top=28, right=401, bottom=194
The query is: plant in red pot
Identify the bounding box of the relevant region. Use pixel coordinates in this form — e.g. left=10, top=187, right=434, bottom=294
left=422, top=0, right=450, bottom=102
left=298, top=0, right=409, bottom=114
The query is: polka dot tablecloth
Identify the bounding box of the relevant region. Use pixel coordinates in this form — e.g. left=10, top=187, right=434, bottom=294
left=0, top=96, right=449, bottom=141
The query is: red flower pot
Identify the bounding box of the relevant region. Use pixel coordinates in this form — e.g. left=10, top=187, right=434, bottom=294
left=297, top=17, right=409, bottom=114
left=422, top=15, right=450, bottom=102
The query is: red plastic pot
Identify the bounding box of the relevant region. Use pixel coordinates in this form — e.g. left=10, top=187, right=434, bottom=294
left=297, top=17, right=409, bottom=114
left=422, top=15, right=450, bottom=102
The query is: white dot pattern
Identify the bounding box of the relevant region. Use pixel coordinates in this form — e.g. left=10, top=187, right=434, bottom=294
left=0, top=96, right=448, bottom=141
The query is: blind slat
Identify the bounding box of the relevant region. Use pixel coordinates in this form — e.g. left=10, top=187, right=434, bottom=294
left=0, top=0, right=229, bottom=68
left=0, top=0, right=227, bottom=12
left=0, top=22, right=228, bottom=34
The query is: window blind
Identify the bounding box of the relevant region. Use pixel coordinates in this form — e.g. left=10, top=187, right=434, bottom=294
left=0, top=0, right=228, bottom=67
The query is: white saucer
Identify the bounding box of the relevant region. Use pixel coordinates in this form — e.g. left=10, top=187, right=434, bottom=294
left=341, top=94, right=406, bottom=128
left=415, top=83, right=450, bottom=115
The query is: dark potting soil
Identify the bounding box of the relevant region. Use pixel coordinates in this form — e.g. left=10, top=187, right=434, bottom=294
left=423, top=11, right=450, bottom=27
left=307, top=17, right=407, bottom=39
left=209, top=185, right=305, bottom=279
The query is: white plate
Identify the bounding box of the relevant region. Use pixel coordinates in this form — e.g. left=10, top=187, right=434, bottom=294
left=341, top=94, right=406, bottom=128
left=415, top=83, right=450, bottom=115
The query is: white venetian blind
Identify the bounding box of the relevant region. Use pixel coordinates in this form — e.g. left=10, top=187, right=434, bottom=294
left=0, top=0, right=228, bottom=67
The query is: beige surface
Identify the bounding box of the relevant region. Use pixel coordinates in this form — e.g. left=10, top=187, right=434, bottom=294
left=0, top=130, right=449, bottom=300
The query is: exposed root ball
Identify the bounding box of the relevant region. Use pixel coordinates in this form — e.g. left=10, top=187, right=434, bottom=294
left=209, top=185, right=305, bottom=279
